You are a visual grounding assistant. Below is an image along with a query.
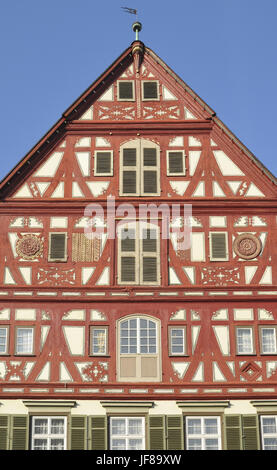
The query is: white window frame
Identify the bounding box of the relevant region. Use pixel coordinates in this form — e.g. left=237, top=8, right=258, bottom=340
left=90, top=326, right=108, bottom=356
left=119, top=139, right=160, bottom=197
left=235, top=326, right=255, bottom=355
left=0, top=326, right=8, bottom=355
left=31, top=416, right=67, bottom=450
left=209, top=231, right=229, bottom=261
left=94, top=150, right=113, bottom=176
left=141, top=80, right=159, bottom=101
left=168, top=326, right=186, bottom=356
left=117, top=80, right=135, bottom=101
left=166, top=150, right=186, bottom=176
left=117, top=222, right=160, bottom=286
left=48, top=232, right=68, bottom=262
left=259, top=326, right=277, bottom=354
left=185, top=416, right=222, bottom=450
left=109, top=416, right=145, bottom=450
left=260, top=415, right=277, bottom=450
left=15, top=326, right=34, bottom=355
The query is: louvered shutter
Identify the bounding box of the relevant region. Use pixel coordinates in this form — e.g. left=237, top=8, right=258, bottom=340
left=210, top=232, right=228, bottom=260
left=90, top=416, right=107, bottom=450
left=70, top=416, right=87, bottom=450
left=0, top=416, right=9, bottom=450
left=119, top=227, right=138, bottom=284
left=167, top=151, right=185, bottom=175
left=141, top=227, right=160, bottom=285
left=118, top=81, right=134, bottom=100
left=49, top=233, right=67, bottom=261
left=224, top=415, right=242, bottom=450
left=121, top=148, right=138, bottom=195
left=167, top=416, right=184, bottom=450
left=95, top=151, right=112, bottom=175
left=242, top=415, right=259, bottom=450
left=149, top=416, right=165, bottom=450
left=10, top=415, right=28, bottom=450
left=142, top=147, right=159, bottom=196
left=143, top=81, right=158, bottom=100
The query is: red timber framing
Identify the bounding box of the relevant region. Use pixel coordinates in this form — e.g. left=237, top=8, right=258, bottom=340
left=0, top=39, right=276, bottom=405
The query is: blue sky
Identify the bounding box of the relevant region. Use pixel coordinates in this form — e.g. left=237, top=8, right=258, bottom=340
left=0, top=0, right=276, bottom=180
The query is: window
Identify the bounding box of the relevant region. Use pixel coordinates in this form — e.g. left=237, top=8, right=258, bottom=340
left=118, top=81, right=134, bottom=101
left=168, top=326, right=186, bottom=356
left=48, top=233, right=67, bottom=262
left=209, top=232, right=228, bottom=261
left=236, top=327, right=254, bottom=355
left=110, top=417, right=145, bottom=450
left=0, top=327, right=8, bottom=354
left=90, top=326, right=108, bottom=356
left=94, top=151, right=113, bottom=176
left=166, top=151, right=186, bottom=175
left=185, top=416, right=221, bottom=450
left=31, top=416, right=67, bottom=450
left=142, top=81, right=159, bottom=100
left=117, top=316, right=161, bottom=382
left=260, top=327, right=277, bottom=354
left=119, top=139, right=160, bottom=196
left=117, top=223, right=160, bottom=285
left=260, top=416, right=277, bottom=450
left=15, top=327, right=34, bottom=355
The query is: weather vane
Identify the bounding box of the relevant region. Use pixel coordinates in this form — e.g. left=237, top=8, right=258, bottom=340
left=121, top=7, right=142, bottom=40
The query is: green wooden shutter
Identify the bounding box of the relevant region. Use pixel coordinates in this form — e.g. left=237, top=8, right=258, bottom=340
left=49, top=233, right=67, bottom=261
left=90, top=416, right=107, bottom=450
left=0, top=415, right=9, bottom=450
left=10, top=415, right=28, bottom=450
left=211, top=233, right=227, bottom=260
left=143, top=82, right=158, bottom=100
left=95, top=152, right=112, bottom=175
left=242, top=415, right=259, bottom=450
left=224, top=415, right=242, bottom=450
left=70, top=416, right=87, bottom=450
left=168, top=152, right=184, bottom=175
left=149, top=415, right=165, bottom=450
left=119, top=81, right=134, bottom=100
left=167, top=416, right=184, bottom=450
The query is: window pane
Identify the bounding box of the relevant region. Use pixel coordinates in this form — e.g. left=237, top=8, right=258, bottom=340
left=264, top=438, right=277, bottom=450
left=129, top=439, right=143, bottom=450
left=205, top=438, right=219, bottom=450
left=34, top=419, right=48, bottom=435
left=111, top=439, right=126, bottom=450
left=50, top=439, right=64, bottom=450
left=51, top=419, right=65, bottom=435
left=33, top=439, right=48, bottom=450
left=237, top=328, right=253, bottom=353
left=92, top=329, right=107, bottom=355
left=262, top=417, right=277, bottom=434
left=204, top=419, right=218, bottom=435
left=187, top=419, right=201, bottom=435
left=187, top=438, right=202, bottom=450
left=112, top=419, right=126, bottom=435
left=128, top=419, right=142, bottom=435
left=0, top=328, right=7, bottom=353
left=262, top=329, right=276, bottom=353
left=17, top=328, right=33, bottom=354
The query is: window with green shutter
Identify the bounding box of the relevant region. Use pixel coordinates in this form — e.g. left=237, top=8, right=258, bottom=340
left=242, top=415, right=259, bottom=450
left=148, top=415, right=166, bottom=450
left=142, top=81, right=159, bottom=101
left=167, top=151, right=186, bottom=176
left=118, top=81, right=134, bottom=101
left=0, top=415, right=9, bottom=450
left=89, top=416, right=107, bottom=450
left=167, top=416, right=184, bottom=450
left=94, top=151, right=113, bottom=176
left=11, top=415, right=28, bottom=450
left=224, top=415, right=243, bottom=450
left=210, top=232, right=228, bottom=261
left=48, top=233, right=67, bottom=262
left=70, top=416, right=87, bottom=450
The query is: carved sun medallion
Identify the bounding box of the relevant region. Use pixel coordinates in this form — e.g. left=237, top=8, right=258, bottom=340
left=16, top=234, right=43, bottom=260
left=233, top=233, right=262, bottom=260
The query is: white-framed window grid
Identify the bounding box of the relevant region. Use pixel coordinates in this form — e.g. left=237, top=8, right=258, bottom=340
left=90, top=326, right=108, bottom=356
left=31, top=416, right=67, bottom=450
left=236, top=327, right=254, bottom=355
left=0, top=326, right=8, bottom=354
left=260, top=326, right=277, bottom=354
left=15, top=327, right=34, bottom=355
left=120, top=317, right=157, bottom=355
left=168, top=326, right=186, bottom=356
left=109, top=416, right=145, bottom=450
left=185, top=416, right=222, bottom=450
left=260, top=415, right=277, bottom=450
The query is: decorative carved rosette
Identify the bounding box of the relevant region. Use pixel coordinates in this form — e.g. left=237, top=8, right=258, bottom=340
left=16, top=234, right=43, bottom=260
left=233, top=233, right=262, bottom=260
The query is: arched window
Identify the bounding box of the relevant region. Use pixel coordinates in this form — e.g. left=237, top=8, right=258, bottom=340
left=117, top=316, right=161, bottom=382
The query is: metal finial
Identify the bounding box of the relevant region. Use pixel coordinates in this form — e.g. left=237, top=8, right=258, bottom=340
left=132, top=21, right=142, bottom=41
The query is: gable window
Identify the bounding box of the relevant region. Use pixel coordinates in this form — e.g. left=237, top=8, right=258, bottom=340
left=236, top=327, right=254, bottom=355
left=167, top=151, right=186, bottom=175
left=109, top=417, right=145, bottom=450
left=260, top=327, right=277, bottom=354
left=119, top=139, right=160, bottom=196
left=185, top=416, right=221, bottom=450
left=31, top=416, right=67, bottom=450
left=118, top=81, right=134, bottom=101
left=142, top=81, right=159, bottom=100
left=117, top=223, right=160, bottom=285
left=94, top=151, right=113, bottom=176
left=48, top=233, right=67, bottom=262
left=260, top=416, right=277, bottom=450
left=90, top=326, right=108, bottom=356
left=0, top=327, right=8, bottom=354
left=168, top=326, right=186, bottom=356
left=209, top=232, right=228, bottom=261
left=117, top=316, right=161, bottom=382
left=15, top=327, right=34, bottom=355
